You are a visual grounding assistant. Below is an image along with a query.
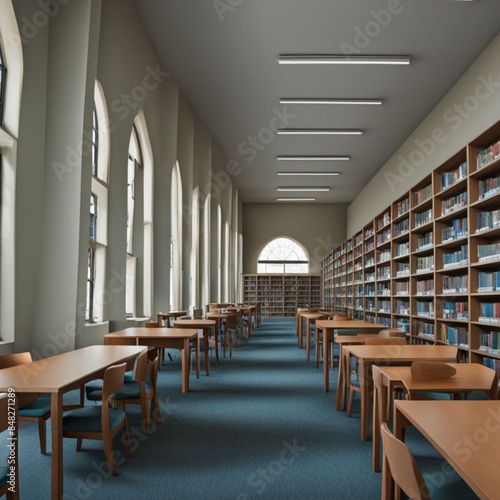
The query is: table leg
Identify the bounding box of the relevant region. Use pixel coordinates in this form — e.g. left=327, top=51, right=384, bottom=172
left=306, top=319, right=312, bottom=361
left=181, top=340, right=190, bottom=393
left=360, top=360, right=369, bottom=441
left=203, top=328, right=210, bottom=376
left=51, top=392, right=63, bottom=499
left=323, top=327, right=329, bottom=392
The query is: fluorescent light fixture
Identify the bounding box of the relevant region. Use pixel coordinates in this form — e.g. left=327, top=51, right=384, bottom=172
left=279, top=98, right=382, bottom=105
left=277, top=198, right=316, bottom=202
left=277, top=129, right=362, bottom=135
left=277, top=172, right=339, bottom=176
left=277, top=155, right=349, bottom=161
left=278, top=55, right=410, bottom=65
left=277, top=187, right=331, bottom=192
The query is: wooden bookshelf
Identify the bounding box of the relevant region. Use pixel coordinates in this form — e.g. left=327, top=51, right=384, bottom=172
left=242, top=274, right=321, bottom=318
left=321, top=120, right=500, bottom=371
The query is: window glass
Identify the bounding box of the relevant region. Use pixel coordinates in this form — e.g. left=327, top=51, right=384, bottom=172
left=257, top=237, right=309, bottom=273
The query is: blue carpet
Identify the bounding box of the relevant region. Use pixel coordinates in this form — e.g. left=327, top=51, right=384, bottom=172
left=4, top=319, right=451, bottom=499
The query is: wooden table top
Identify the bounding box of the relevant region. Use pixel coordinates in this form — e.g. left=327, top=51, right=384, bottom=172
left=334, top=332, right=382, bottom=344
left=0, top=345, right=145, bottom=393
left=345, top=344, right=458, bottom=362
left=300, top=312, right=326, bottom=320
left=106, top=327, right=198, bottom=339
left=173, top=319, right=216, bottom=327
left=395, top=400, right=500, bottom=499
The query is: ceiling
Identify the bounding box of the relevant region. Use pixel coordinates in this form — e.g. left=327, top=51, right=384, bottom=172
left=132, top=0, right=500, bottom=204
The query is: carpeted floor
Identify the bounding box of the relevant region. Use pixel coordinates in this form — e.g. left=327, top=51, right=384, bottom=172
left=6, top=318, right=449, bottom=499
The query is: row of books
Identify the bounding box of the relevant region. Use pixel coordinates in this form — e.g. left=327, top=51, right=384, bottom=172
left=396, top=262, right=410, bottom=276
left=476, top=210, right=500, bottom=232
left=440, top=161, right=467, bottom=190
left=395, top=318, right=410, bottom=333
left=413, top=184, right=432, bottom=206
left=483, top=357, right=500, bottom=376
left=442, top=217, right=467, bottom=242
left=477, top=140, right=500, bottom=169
left=479, top=302, right=500, bottom=323
left=377, top=300, right=391, bottom=313
left=377, top=284, right=391, bottom=296
left=395, top=241, right=410, bottom=257
left=378, top=250, right=391, bottom=263
left=416, top=300, right=434, bottom=317
left=395, top=282, right=410, bottom=295
left=395, top=299, right=410, bottom=315
left=477, top=243, right=500, bottom=262
left=377, top=212, right=391, bottom=230
left=477, top=271, right=500, bottom=292
left=415, top=208, right=433, bottom=227
left=417, top=232, right=433, bottom=250
left=365, top=256, right=375, bottom=267
left=441, top=191, right=467, bottom=216
left=416, top=320, right=434, bottom=338
left=395, top=218, right=409, bottom=236
left=438, top=325, right=469, bottom=347
left=377, top=266, right=391, bottom=280
left=442, top=301, right=468, bottom=320
left=376, top=229, right=391, bottom=246
left=478, top=331, right=500, bottom=354
left=377, top=316, right=391, bottom=327
left=442, top=274, right=468, bottom=294
left=396, top=197, right=410, bottom=217
left=478, top=175, right=500, bottom=200
left=443, top=245, right=468, bottom=268
left=416, top=255, right=434, bottom=272
left=416, top=278, right=434, bottom=296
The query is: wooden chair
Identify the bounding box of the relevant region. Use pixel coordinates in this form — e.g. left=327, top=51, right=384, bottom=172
left=0, top=353, right=51, bottom=455
left=62, top=362, right=131, bottom=475
left=402, top=361, right=457, bottom=401
left=347, top=338, right=406, bottom=416
left=0, top=393, right=18, bottom=499
left=380, top=422, right=476, bottom=499
left=145, top=321, right=159, bottom=328
left=378, top=328, right=407, bottom=338
left=327, top=314, right=349, bottom=368
left=223, top=313, right=242, bottom=357
left=109, top=351, right=161, bottom=435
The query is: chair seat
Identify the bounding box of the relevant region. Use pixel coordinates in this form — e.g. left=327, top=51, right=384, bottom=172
left=110, top=380, right=151, bottom=400
left=0, top=465, right=9, bottom=489
left=63, top=406, right=126, bottom=433
left=18, top=397, right=51, bottom=418
left=350, top=373, right=361, bottom=388
left=423, top=472, right=477, bottom=499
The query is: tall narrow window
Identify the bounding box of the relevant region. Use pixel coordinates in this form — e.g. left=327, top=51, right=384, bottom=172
left=170, top=162, right=182, bottom=310
left=257, top=237, right=309, bottom=273
left=0, top=45, right=5, bottom=126
left=85, top=81, right=110, bottom=323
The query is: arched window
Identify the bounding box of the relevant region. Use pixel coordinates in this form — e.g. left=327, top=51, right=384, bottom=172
left=258, top=237, right=309, bottom=273
left=86, top=81, right=110, bottom=323
left=0, top=1, right=23, bottom=342
left=170, top=162, right=182, bottom=310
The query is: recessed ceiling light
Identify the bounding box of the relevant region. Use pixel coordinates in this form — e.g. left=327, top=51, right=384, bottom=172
left=277, top=129, right=362, bottom=135
left=277, top=172, right=340, bottom=176
left=277, top=187, right=331, bottom=192
left=277, top=198, right=316, bottom=202
left=279, top=98, right=382, bottom=105
left=278, top=55, right=410, bottom=65
left=277, top=155, right=350, bottom=161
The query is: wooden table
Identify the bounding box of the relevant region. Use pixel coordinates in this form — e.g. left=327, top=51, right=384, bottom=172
left=105, top=327, right=198, bottom=393
left=390, top=400, right=500, bottom=500
left=342, top=344, right=458, bottom=440
left=157, top=310, right=188, bottom=327
left=373, top=363, right=498, bottom=472
left=300, top=312, right=325, bottom=360
left=315, top=320, right=385, bottom=392
left=173, top=319, right=217, bottom=371
left=0, top=345, right=145, bottom=500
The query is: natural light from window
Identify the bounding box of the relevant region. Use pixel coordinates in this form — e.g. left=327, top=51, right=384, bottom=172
left=257, top=237, right=309, bottom=273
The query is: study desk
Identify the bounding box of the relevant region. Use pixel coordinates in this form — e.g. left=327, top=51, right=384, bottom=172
left=157, top=310, right=188, bottom=327
left=104, top=327, right=198, bottom=393
left=342, top=344, right=458, bottom=440
left=173, top=319, right=217, bottom=370
left=0, top=345, right=145, bottom=500
left=389, top=400, right=500, bottom=500
left=315, top=320, right=385, bottom=392
left=372, top=363, right=498, bottom=472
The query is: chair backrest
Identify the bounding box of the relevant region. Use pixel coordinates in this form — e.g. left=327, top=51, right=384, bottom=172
left=364, top=337, right=406, bottom=346
left=333, top=314, right=348, bottom=321
left=192, top=308, right=203, bottom=319
left=410, top=361, right=456, bottom=380
left=225, top=312, right=241, bottom=329
left=132, top=350, right=151, bottom=382
left=145, top=321, right=159, bottom=328
left=0, top=352, right=38, bottom=407
left=380, top=422, right=429, bottom=500
left=378, top=328, right=406, bottom=338
left=102, top=363, right=127, bottom=401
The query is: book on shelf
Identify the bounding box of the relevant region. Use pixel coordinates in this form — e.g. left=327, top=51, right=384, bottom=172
left=441, top=218, right=467, bottom=242
left=479, top=302, right=500, bottom=323
left=441, top=191, right=467, bottom=216
left=440, top=162, right=467, bottom=190
left=439, top=323, right=469, bottom=347
left=413, top=184, right=432, bottom=206
left=478, top=175, right=500, bottom=200
left=397, top=197, right=410, bottom=217
left=442, top=245, right=468, bottom=268
left=416, top=320, right=434, bottom=339
left=415, top=208, right=433, bottom=227
left=395, top=241, right=410, bottom=257
left=416, top=255, right=434, bottom=273
left=479, top=331, right=500, bottom=354
left=442, top=274, right=468, bottom=294
left=476, top=210, right=500, bottom=232
left=442, top=301, right=468, bottom=320
left=477, top=271, right=500, bottom=292
left=477, top=243, right=500, bottom=263
left=416, top=278, right=434, bottom=296
left=477, top=141, right=500, bottom=169
left=417, top=232, right=433, bottom=250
